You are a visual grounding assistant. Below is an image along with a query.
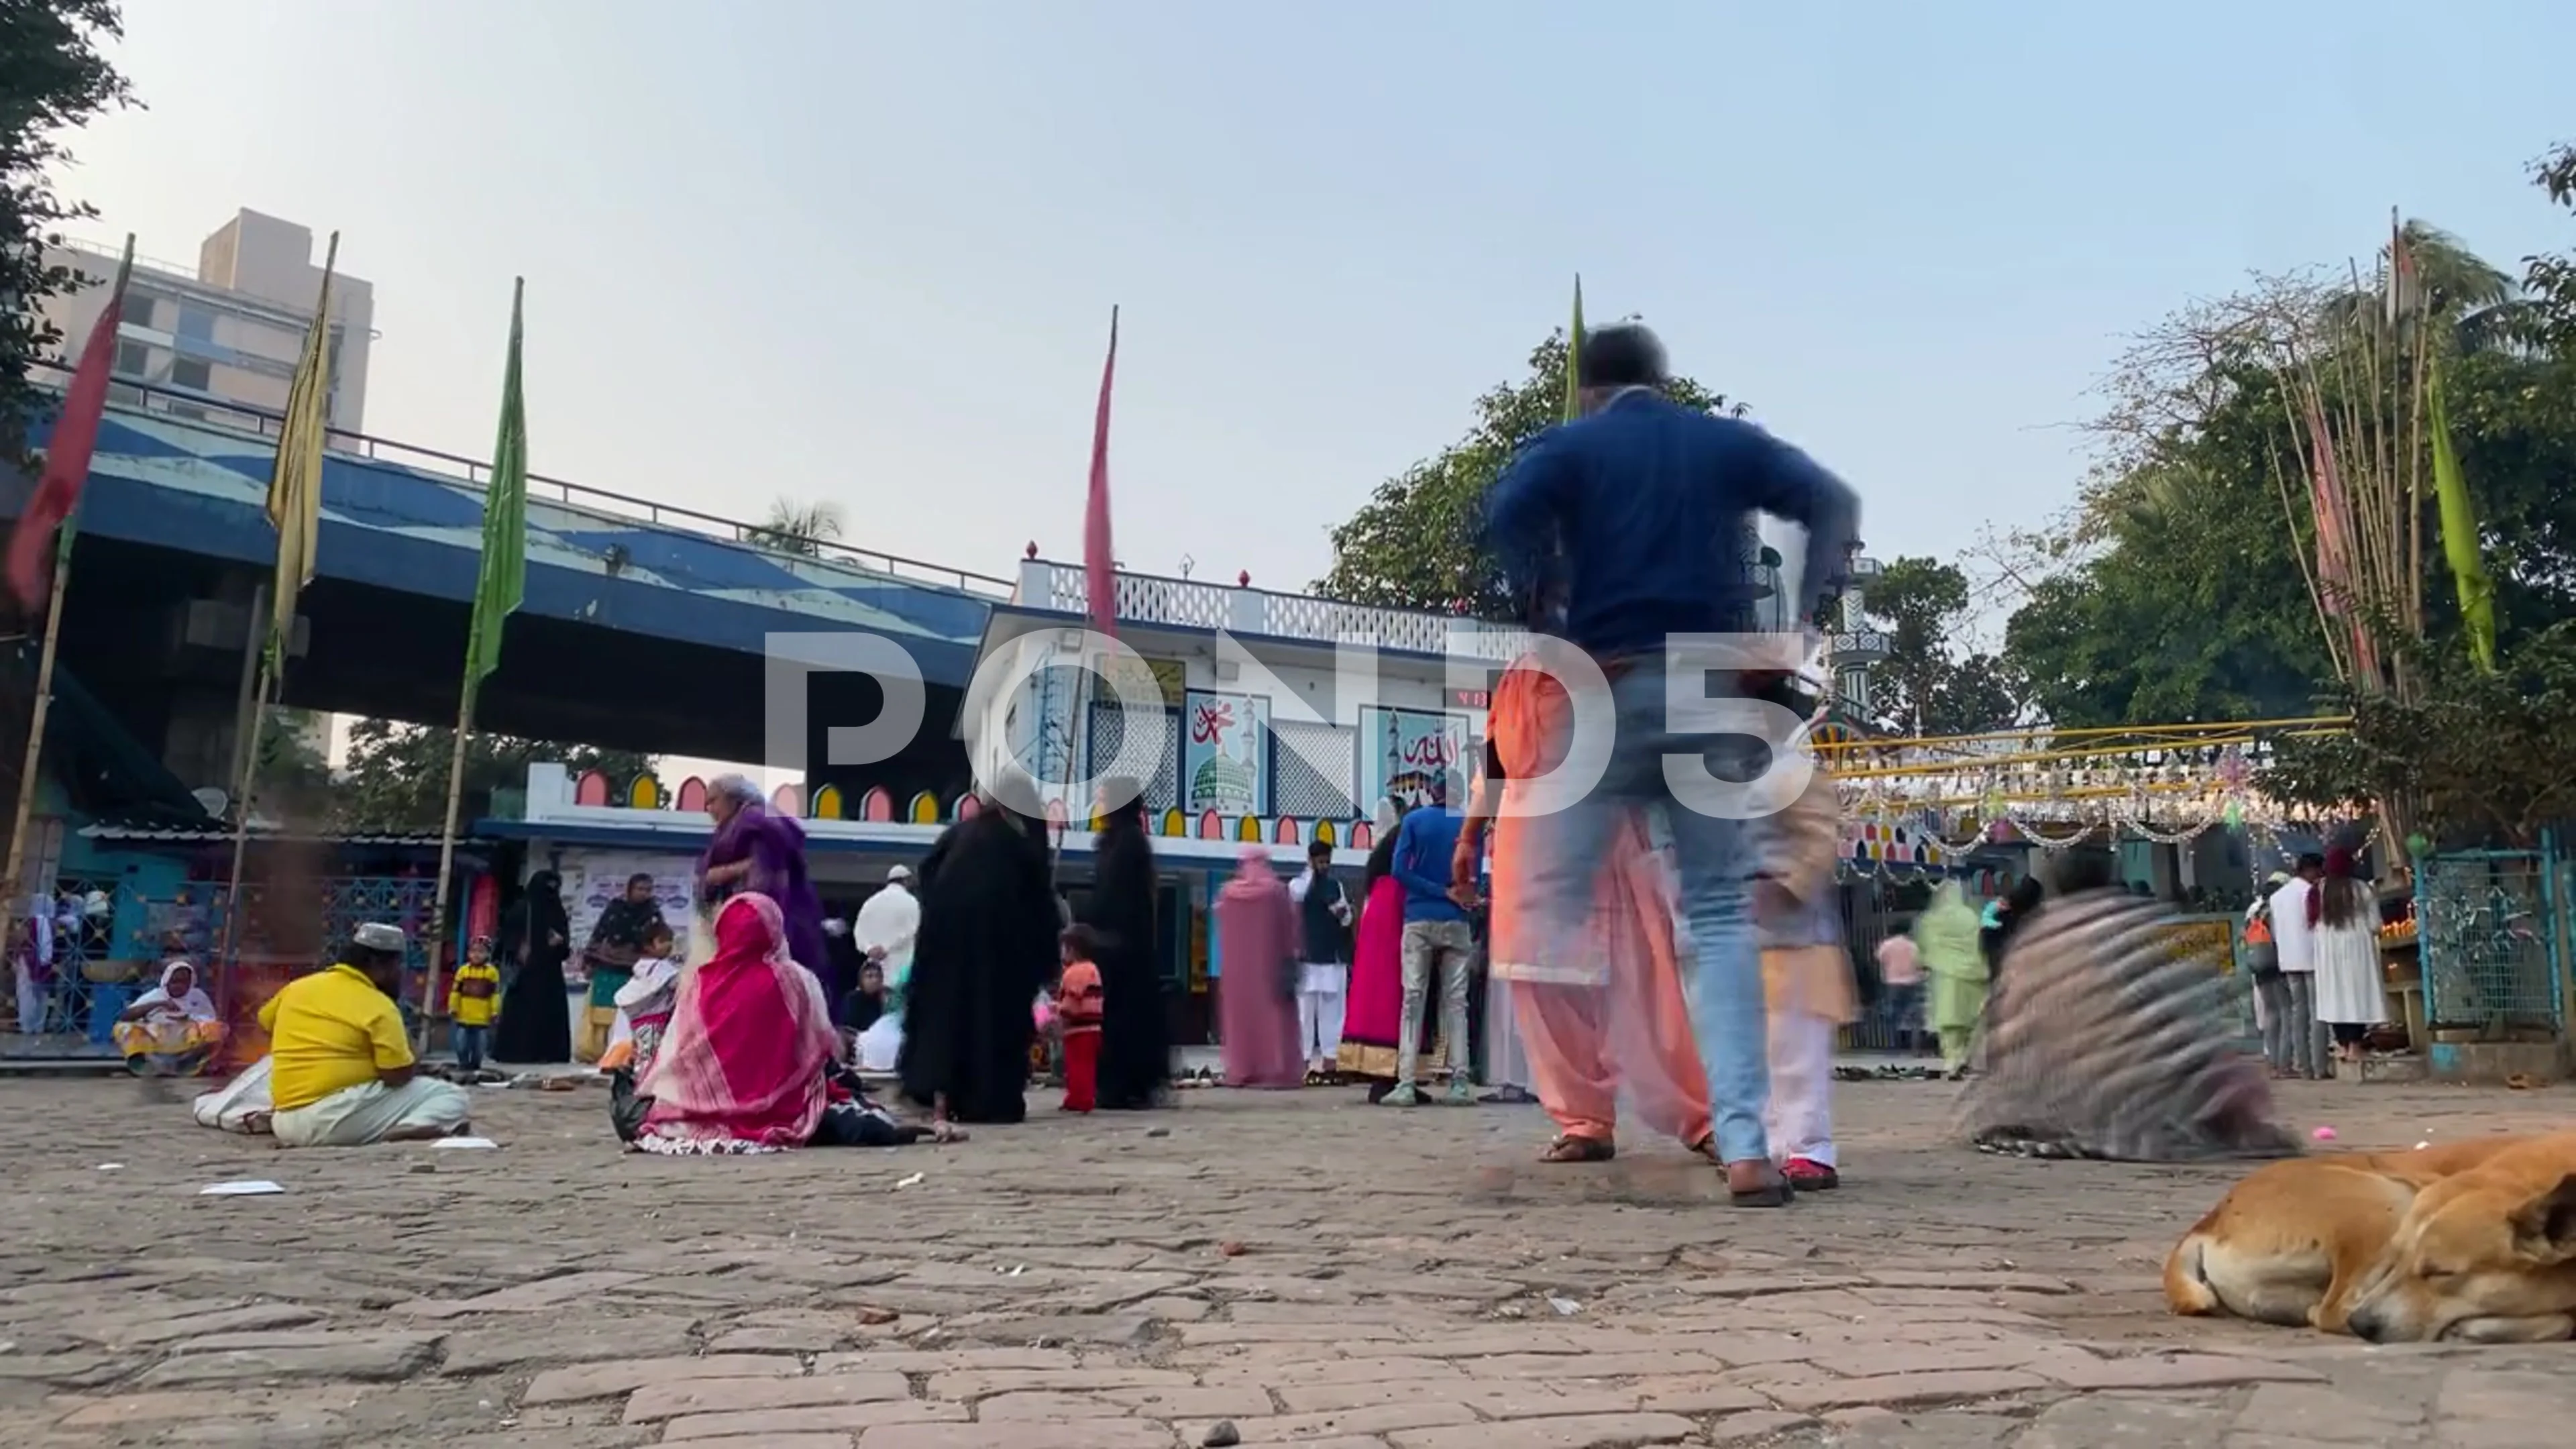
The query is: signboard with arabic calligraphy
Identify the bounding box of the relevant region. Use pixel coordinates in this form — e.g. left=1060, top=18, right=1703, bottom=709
left=1359, top=706, right=1469, bottom=812
left=1183, top=689, right=1269, bottom=815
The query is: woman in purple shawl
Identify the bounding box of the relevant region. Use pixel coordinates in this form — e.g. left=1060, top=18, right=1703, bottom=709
left=699, top=775, right=835, bottom=1007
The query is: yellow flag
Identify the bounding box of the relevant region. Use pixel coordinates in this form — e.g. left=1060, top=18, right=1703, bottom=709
left=266, top=231, right=339, bottom=657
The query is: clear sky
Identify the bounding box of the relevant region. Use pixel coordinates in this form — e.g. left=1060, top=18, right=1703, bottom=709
left=58, top=1, right=2576, bottom=635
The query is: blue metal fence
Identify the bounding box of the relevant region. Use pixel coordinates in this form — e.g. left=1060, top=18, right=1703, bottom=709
left=2413, top=837, right=2568, bottom=1038
left=16, top=874, right=443, bottom=1046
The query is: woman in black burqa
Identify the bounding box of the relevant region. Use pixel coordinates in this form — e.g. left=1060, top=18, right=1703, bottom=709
left=1085, top=780, right=1169, bottom=1110
left=898, top=798, right=1059, bottom=1125
left=492, top=869, right=573, bottom=1064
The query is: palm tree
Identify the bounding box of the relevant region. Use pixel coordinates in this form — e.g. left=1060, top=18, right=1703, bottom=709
left=749, top=498, right=845, bottom=557
left=2326, top=219, right=2530, bottom=353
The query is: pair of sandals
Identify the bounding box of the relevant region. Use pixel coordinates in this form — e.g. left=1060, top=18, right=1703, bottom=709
left=1537, top=1132, right=1803, bottom=1207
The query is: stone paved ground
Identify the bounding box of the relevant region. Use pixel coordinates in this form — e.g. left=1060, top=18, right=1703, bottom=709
left=3, top=1073, right=2571, bottom=1448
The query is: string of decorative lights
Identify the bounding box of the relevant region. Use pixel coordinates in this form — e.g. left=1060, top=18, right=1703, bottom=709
left=1822, top=716, right=2376, bottom=874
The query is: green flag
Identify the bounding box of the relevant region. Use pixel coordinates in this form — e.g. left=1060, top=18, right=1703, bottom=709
left=466, top=279, right=529, bottom=685
left=1562, top=274, right=1585, bottom=423
left=2427, top=353, right=2497, bottom=673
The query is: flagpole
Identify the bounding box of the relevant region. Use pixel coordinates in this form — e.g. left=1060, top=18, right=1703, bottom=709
left=422, top=276, right=530, bottom=1049
left=0, top=514, right=80, bottom=1007
left=3, top=232, right=136, bottom=1018
left=210, top=650, right=271, bottom=1042
left=420, top=676, right=475, bottom=1049
left=216, top=230, right=337, bottom=1034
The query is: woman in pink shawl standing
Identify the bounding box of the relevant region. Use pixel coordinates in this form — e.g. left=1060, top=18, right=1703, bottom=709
left=635, top=893, right=841, bottom=1155
left=1217, top=845, right=1304, bottom=1089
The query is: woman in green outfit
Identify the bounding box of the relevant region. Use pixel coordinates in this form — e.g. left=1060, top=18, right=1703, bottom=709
left=1912, top=879, right=1988, bottom=1077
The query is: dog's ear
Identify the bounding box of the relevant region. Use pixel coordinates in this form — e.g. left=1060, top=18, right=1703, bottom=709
left=2511, top=1173, right=2576, bottom=1264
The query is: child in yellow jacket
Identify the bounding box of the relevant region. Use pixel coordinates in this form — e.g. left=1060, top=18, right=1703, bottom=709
left=446, top=936, right=502, bottom=1073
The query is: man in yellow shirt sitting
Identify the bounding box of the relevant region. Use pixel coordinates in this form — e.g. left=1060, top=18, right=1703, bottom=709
left=259, top=922, right=471, bottom=1148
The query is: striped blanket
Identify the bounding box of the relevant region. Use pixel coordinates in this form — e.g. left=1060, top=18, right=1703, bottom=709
left=1957, top=890, right=2300, bottom=1163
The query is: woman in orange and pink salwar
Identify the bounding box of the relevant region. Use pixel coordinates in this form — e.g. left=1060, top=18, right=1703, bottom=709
left=1454, top=656, right=1715, bottom=1163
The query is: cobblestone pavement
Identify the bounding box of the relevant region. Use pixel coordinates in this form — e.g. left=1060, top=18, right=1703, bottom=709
left=4, top=1073, right=2572, bottom=1448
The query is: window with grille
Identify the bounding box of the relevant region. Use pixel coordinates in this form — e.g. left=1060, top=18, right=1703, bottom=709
left=1087, top=701, right=1179, bottom=810
left=1271, top=720, right=1356, bottom=819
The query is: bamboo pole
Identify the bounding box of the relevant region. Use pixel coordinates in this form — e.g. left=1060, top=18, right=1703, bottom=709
left=0, top=515, right=80, bottom=1022
left=419, top=682, right=477, bottom=1050
left=223, top=586, right=269, bottom=801
left=2406, top=288, right=2429, bottom=645
left=213, top=655, right=272, bottom=1027
left=2271, top=360, right=2351, bottom=683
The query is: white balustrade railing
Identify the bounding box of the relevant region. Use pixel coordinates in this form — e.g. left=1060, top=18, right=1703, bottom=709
left=1028, top=561, right=1529, bottom=659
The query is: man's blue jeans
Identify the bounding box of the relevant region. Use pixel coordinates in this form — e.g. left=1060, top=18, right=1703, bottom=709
left=1515, top=654, right=1772, bottom=1166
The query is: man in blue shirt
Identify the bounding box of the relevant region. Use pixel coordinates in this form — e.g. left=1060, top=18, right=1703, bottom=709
left=1485, top=323, right=1860, bottom=1207
left=1385, top=777, right=1474, bottom=1106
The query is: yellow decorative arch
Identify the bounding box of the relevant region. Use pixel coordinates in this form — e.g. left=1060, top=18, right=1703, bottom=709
left=627, top=775, right=661, bottom=810
left=1235, top=815, right=1263, bottom=842
left=1313, top=820, right=1336, bottom=847
left=908, top=791, right=940, bottom=824
left=1160, top=808, right=1186, bottom=837
left=812, top=784, right=845, bottom=820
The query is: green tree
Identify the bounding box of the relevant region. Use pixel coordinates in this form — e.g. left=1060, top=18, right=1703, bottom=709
left=2002, top=190, right=2576, bottom=731
left=2325, top=218, right=2529, bottom=354
left=1863, top=555, right=2023, bottom=735
left=749, top=498, right=845, bottom=557
left=336, top=718, right=658, bottom=832
left=2526, top=143, right=2576, bottom=353
left=2264, top=622, right=2576, bottom=848
left=1316, top=331, right=1746, bottom=618
left=1, top=1, right=133, bottom=471
left=255, top=706, right=329, bottom=788
left=2002, top=351, right=2339, bottom=727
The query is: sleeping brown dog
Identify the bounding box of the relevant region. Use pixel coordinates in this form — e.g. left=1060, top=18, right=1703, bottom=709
left=2162, top=1134, right=2562, bottom=1335
left=2339, top=1132, right=2576, bottom=1343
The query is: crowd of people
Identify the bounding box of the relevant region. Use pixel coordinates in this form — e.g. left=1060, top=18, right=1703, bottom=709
left=163, top=321, right=2309, bottom=1186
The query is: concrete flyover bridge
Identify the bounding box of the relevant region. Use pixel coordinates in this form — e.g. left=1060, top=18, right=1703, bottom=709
left=8, top=370, right=1004, bottom=799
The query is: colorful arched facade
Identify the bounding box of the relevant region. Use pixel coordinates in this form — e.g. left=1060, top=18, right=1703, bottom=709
left=561, top=768, right=1407, bottom=853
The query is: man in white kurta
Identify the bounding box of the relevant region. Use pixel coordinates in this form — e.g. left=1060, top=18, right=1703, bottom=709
left=853, top=867, right=920, bottom=1073
left=2266, top=854, right=2323, bottom=1079
left=856, top=867, right=920, bottom=1003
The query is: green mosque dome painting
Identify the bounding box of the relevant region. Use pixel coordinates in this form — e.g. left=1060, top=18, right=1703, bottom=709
left=1191, top=750, right=1258, bottom=812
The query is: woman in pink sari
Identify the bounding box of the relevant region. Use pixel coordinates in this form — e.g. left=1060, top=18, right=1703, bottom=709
left=1334, top=801, right=1411, bottom=1096
left=635, top=894, right=840, bottom=1155
left=1217, top=845, right=1304, bottom=1088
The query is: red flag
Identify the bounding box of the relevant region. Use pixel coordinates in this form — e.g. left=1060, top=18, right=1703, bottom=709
left=1082, top=307, right=1119, bottom=638
left=9, top=239, right=134, bottom=610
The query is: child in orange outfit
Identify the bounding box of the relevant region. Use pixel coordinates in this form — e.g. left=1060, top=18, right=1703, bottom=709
left=1055, top=925, right=1107, bottom=1112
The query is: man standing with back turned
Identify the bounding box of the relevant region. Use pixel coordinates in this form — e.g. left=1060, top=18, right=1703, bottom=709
left=1487, top=323, right=1859, bottom=1206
